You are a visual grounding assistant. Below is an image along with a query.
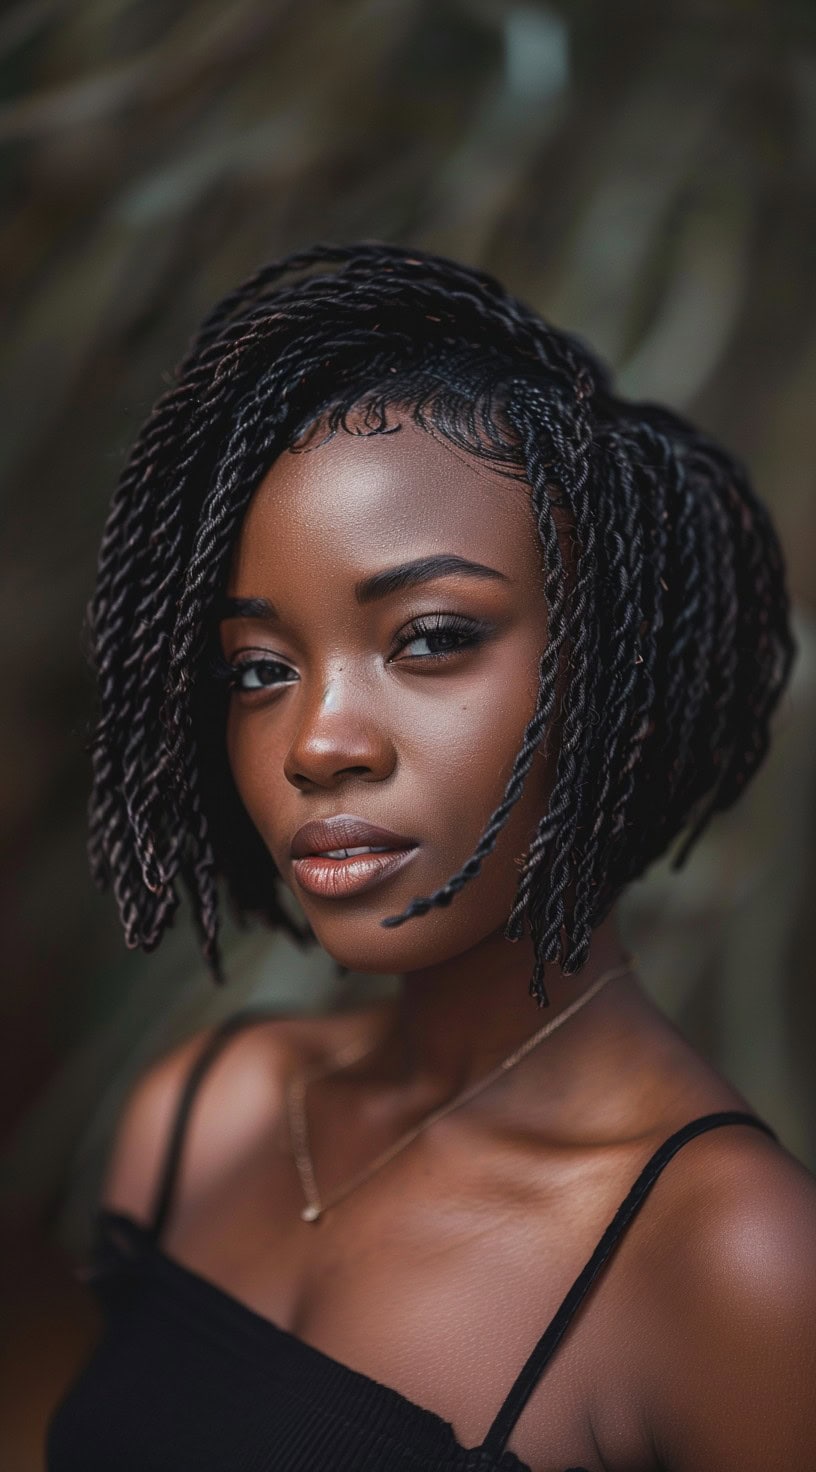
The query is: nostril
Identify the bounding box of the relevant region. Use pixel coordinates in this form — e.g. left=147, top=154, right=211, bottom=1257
left=287, top=764, right=372, bottom=789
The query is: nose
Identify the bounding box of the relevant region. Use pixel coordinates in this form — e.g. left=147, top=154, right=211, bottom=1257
left=283, top=668, right=397, bottom=791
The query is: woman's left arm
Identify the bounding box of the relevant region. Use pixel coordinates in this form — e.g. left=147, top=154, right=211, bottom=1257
left=646, top=1142, right=816, bottom=1471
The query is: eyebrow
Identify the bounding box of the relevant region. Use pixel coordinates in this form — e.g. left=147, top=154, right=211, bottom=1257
left=217, top=554, right=510, bottom=622
left=356, top=554, right=510, bottom=604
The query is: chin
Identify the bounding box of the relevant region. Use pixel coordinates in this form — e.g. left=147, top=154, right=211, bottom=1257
left=304, top=903, right=500, bottom=978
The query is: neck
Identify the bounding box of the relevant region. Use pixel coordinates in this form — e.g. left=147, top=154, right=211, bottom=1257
left=370, top=914, right=636, bottom=1099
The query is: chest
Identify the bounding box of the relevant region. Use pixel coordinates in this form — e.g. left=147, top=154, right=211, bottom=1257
left=162, top=1125, right=661, bottom=1471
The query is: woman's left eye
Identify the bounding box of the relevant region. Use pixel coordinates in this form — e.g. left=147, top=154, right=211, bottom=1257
left=390, top=614, right=486, bottom=662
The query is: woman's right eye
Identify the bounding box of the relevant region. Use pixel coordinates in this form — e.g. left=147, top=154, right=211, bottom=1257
left=233, top=659, right=297, bottom=692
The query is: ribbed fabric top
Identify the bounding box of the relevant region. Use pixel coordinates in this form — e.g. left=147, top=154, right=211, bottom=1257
left=47, top=1011, right=778, bottom=1471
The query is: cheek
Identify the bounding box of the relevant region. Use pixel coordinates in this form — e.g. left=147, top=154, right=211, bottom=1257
left=225, top=708, right=283, bottom=840
left=383, top=714, right=553, bottom=976
left=411, top=689, right=527, bottom=829
left=423, top=636, right=542, bottom=782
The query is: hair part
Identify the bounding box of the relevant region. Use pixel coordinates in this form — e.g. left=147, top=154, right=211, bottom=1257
left=85, top=241, right=797, bottom=1004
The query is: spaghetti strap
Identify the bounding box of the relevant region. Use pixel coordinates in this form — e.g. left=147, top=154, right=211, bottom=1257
left=148, top=1007, right=276, bottom=1244
left=480, top=1109, right=778, bottom=1459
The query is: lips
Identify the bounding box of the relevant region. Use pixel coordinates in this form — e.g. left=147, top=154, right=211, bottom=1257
left=289, top=815, right=419, bottom=900
left=290, top=815, right=416, bottom=860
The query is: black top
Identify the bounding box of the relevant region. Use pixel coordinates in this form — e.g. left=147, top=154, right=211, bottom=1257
left=47, top=1009, right=778, bottom=1471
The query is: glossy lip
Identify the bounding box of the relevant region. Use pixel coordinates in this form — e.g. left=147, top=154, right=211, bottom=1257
left=289, top=815, right=420, bottom=901
left=289, top=814, right=417, bottom=860
left=291, top=845, right=419, bottom=900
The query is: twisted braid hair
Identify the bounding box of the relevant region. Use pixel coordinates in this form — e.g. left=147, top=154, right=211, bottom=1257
left=85, top=241, right=796, bottom=1003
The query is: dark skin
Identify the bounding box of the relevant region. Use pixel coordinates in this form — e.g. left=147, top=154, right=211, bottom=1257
left=104, top=418, right=816, bottom=1471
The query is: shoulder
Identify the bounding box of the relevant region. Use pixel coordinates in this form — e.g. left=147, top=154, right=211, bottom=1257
left=637, top=1121, right=816, bottom=1470
left=99, top=1009, right=351, bottom=1227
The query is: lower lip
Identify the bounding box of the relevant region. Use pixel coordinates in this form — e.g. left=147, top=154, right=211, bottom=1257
left=291, top=847, right=418, bottom=899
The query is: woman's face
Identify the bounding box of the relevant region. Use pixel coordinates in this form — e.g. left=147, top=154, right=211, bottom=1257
left=220, top=415, right=561, bottom=975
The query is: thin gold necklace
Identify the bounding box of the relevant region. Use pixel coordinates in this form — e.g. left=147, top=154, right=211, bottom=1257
left=287, top=956, right=637, bottom=1223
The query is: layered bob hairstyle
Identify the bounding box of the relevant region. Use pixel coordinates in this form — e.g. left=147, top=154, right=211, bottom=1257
left=86, top=242, right=796, bottom=1004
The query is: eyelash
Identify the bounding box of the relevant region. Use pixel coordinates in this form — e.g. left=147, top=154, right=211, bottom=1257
left=210, top=613, right=487, bottom=695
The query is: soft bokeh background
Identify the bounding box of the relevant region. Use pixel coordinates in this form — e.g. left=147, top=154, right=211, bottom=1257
left=2, top=1, right=815, bottom=1465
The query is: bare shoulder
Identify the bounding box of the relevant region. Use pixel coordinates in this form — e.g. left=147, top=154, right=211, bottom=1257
left=100, top=1005, right=383, bottom=1227
left=644, top=1119, right=816, bottom=1286
left=635, top=1122, right=816, bottom=1470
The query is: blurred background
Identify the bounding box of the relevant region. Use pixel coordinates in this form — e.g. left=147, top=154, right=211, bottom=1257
left=1, top=0, right=815, bottom=1465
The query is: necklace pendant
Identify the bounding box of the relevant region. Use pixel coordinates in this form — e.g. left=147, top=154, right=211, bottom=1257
left=301, top=1203, right=321, bottom=1222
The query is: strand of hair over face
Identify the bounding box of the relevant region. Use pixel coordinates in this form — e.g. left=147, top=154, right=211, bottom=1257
left=85, top=241, right=797, bottom=1003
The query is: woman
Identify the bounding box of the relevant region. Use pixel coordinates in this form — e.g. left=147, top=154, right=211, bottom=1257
left=49, top=243, right=816, bottom=1470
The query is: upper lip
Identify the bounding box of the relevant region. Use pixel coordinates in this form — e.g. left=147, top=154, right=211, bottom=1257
left=290, top=814, right=417, bottom=859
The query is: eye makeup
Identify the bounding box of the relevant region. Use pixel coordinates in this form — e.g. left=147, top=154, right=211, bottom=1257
left=389, top=611, right=488, bottom=661
left=209, top=611, right=493, bottom=696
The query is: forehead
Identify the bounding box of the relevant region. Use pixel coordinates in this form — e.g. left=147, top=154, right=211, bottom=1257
left=228, top=417, right=543, bottom=591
